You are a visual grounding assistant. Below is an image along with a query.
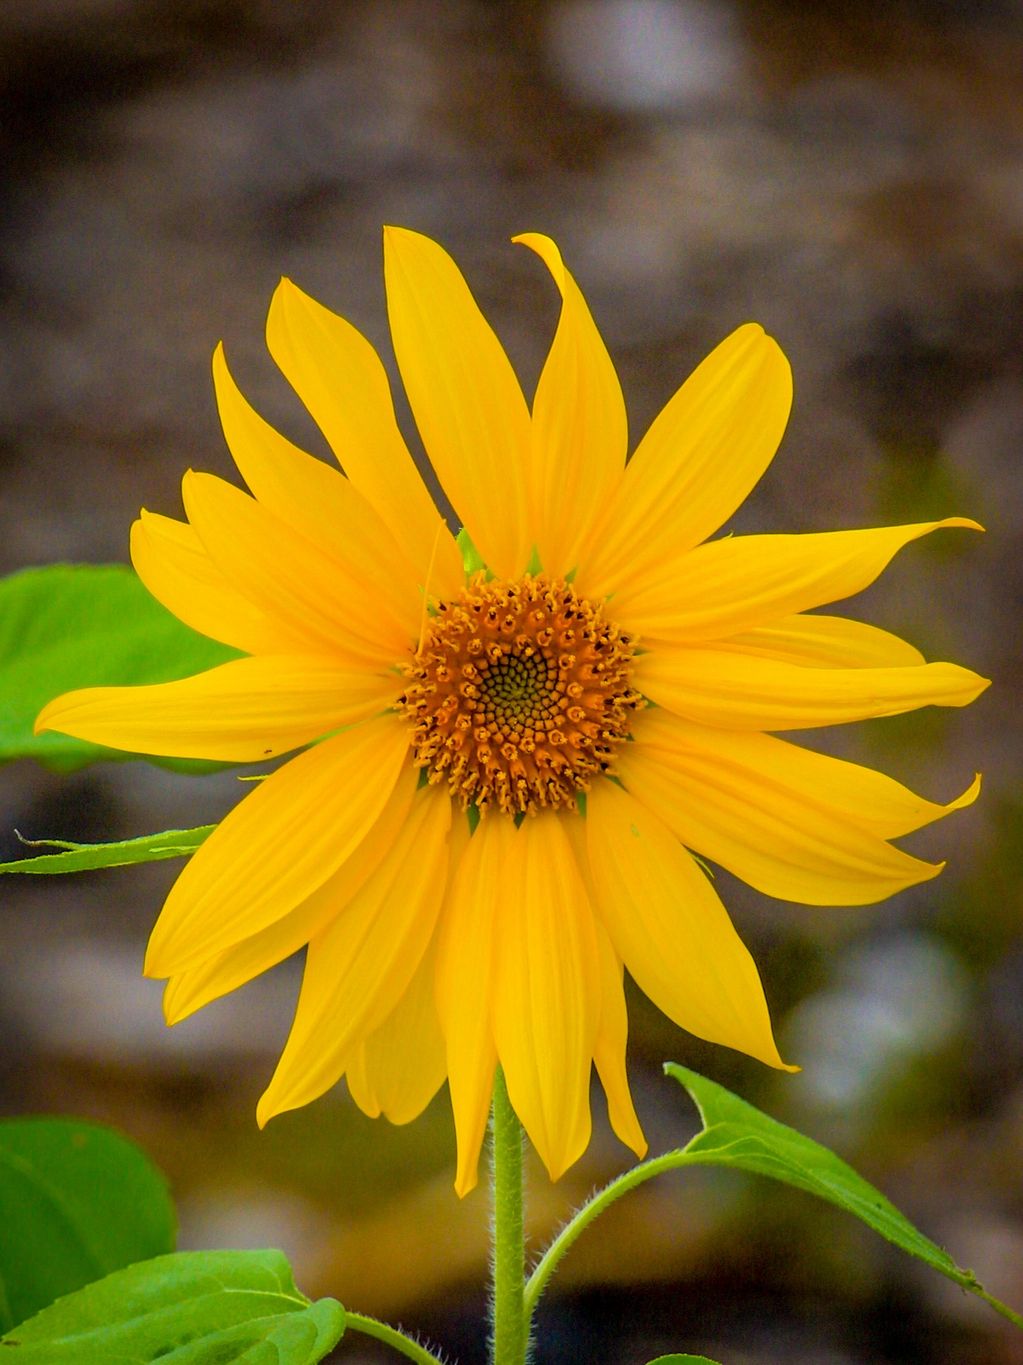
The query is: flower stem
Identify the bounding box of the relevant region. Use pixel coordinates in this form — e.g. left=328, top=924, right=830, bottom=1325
left=973, top=1288, right=1023, bottom=1331
left=524, top=1151, right=686, bottom=1319
left=490, top=1066, right=528, bottom=1365
left=344, top=1310, right=447, bottom=1365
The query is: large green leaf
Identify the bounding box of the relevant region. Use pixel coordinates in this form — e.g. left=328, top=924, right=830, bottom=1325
left=0, top=1249, right=345, bottom=1362
left=0, top=826, right=214, bottom=875
left=666, top=1064, right=1022, bottom=1326
left=0, top=564, right=238, bottom=770
left=0, top=1119, right=176, bottom=1332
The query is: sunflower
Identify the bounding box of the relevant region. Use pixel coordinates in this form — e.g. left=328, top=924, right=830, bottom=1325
left=36, top=229, right=987, bottom=1195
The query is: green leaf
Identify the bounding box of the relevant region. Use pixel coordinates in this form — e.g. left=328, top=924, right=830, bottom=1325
left=666, top=1064, right=1023, bottom=1328
left=0, top=1119, right=176, bottom=1332
left=647, top=1357, right=723, bottom=1364
left=0, top=564, right=239, bottom=771
left=1, top=1250, right=346, bottom=1363
left=0, top=826, right=214, bottom=875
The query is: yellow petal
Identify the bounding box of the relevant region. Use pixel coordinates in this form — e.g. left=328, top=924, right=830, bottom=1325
left=346, top=940, right=447, bottom=1126
left=592, top=922, right=647, bottom=1159
left=145, top=714, right=410, bottom=976
left=635, top=646, right=990, bottom=730
left=257, top=781, right=451, bottom=1125
left=719, top=613, right=926, bottom=668
left=212, top=344, right=427, bottom=618
left=264, top=278, right=464, bottom=602
left=619, top=710, right=962, bottom=905
left=586, top=779, right=793, bottom=1069
left=513, top=234, right=627, bottom=578
left=384, top=226, right=531, bottom=579
left=434, top=812, right=501, bottom=1196
left=161, top=763, right=419, bottom=1021
left=182, top=471, right=412, bottom=664
left=630, top=707, right=980, bottom=840
left=491, top=815, right=600, bottom=1181
left=576, top=324, right=791, bottom=599
left=130, top=511, right=299, bottom=656
left=615, top=518, right=982, bottom=644
left=35, top=654, right=396, bottom=762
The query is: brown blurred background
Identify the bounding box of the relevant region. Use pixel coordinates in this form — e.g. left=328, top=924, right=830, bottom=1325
left=1, top=1, right=1021, bottom=1361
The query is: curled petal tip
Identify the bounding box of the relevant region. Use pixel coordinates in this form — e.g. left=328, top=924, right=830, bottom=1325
left=949, top=773, right=984, bottom=813
left=724, top=320, right=770, bottom=349
left=541, top=1150, right=579, bottom=1184
left=765, top=1042, right=801, bottom=1075
left=602, top=1074, right=648, bottom=1159
left=760, top=1042, right=801, bottom=1075
left=270, top=275, right=302, bottom=305
left=912, top=858, right=946, bottom=887
left=144, top=931, right=175, bottom=981
left=382, top=223, right=424, bottom=248
left=32, top=702, right=54, bottom=736
left=511, top=230, right=557, bottom=251
left=453, top=1169, right=479, bottom=1199
left=161, top=989, right=182, bottom=1027
left=512, top=232, right=566, bottom=286
left=33, top=693, right=84, bottom=737
left=255, top=1092, right=276, bottom=1131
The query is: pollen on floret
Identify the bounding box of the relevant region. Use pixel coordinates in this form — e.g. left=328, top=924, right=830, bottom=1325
left=397, top=574, right=643, bottom=816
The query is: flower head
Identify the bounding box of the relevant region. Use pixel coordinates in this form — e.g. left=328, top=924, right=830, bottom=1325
left=36, top=228, right=988, bottom=1194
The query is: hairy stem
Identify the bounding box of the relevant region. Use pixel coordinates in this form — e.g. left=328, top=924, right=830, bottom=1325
left=344, top=1310, right=447, bottom=1365
left=490, top=1067, right=528, bottom=1365
left=525, top=1152, right=686, bottom=1318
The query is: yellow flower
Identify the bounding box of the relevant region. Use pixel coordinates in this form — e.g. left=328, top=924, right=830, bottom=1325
left=36, top=229, right=988, bottom=1195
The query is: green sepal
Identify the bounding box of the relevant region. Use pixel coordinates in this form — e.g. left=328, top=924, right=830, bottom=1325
left=455, top=528, right=486, bottom=577
left=0, top=1249, right=346, bottom=1363
left=666, top=1064, right=1023, bottom=1328
left=0, top=564, right=239, bottom=771
left=0, top=1118, right=175, bottom=1331
left=0, top=825, right=213, bottom=875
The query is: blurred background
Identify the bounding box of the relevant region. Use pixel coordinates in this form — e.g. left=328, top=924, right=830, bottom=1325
left=1, top=1, right=1021, bottom=1361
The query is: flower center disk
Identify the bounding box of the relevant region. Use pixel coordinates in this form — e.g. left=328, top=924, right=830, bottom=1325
left=398, top=575, right=642, bottom=815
